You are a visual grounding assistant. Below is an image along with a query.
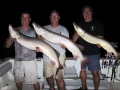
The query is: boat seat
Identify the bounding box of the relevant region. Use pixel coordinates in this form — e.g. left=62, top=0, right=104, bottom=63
left=0, top=61, right=17, bottom=90
left=0, top=62, right=12, bottom=77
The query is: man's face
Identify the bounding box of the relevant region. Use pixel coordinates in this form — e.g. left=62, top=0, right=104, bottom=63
left=50, top=12, right=60, bottom=23
left=21, top=14, right=31, bottom=25
left=83, top=8, right=93, bottom=20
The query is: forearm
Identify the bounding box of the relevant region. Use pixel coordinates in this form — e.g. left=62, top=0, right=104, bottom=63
left=72, top=32, right=79, bottom=42
left=5, top=36, right=13, bottom=48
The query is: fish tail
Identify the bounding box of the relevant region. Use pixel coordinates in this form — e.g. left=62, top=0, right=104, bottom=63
left=55, top=63, right=63, bottom=77
left=55, top=68, right=59, bottom=77
left=81, top=57, right=91, bottom=68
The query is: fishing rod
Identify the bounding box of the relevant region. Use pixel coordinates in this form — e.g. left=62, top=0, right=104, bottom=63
left=102, top=54, right=120, bottom=84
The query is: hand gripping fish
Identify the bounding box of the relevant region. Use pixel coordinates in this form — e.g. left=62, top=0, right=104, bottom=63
left=73, top=22, right=120, bottom=62
left=8, top=24, right=63, bottom=76
left=32, top=22, right=90, bottom=67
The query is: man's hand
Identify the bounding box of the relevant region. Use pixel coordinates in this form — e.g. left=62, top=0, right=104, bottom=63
left=50, top=60, right=55, bottom=66
left=36, top=47, right=42, bottom=52
left=6, top=35, right=13, bottom=48
left=73, top=55, right=78, bottom=60
left=60, top=44, right=66, bottom=49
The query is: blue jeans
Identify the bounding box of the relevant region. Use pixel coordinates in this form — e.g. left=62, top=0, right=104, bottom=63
left=82, top=54, right=101, bottom=71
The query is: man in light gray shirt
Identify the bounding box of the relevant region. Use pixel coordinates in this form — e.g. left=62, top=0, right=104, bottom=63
left=43, top=10, right=69, bottom=90
left=6, top=12, right=40, bottom=90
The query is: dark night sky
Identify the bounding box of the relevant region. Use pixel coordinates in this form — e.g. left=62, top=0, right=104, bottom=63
left=0, top=0, right=120, bottom=59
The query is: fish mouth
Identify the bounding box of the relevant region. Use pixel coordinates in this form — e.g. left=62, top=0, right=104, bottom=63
left=73, top=22, right=78, bottom=30
left=9, top=24, right=13, bottom=35
left=32, top=22, right=40, bottom=28
left=73, top=22, right=75, bottom=25
left=32, top=22, right=36, bottom=27
left=73, top=22, right=78, bottom=26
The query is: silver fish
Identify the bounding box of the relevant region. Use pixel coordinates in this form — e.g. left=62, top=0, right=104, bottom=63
left=8, top=24, right=63, bottom=76
left=73, top=22, right=120, bottom=62
left=32, top=22, right=90, bottom=66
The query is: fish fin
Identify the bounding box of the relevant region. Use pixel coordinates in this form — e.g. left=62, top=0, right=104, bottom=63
left=53, top=48, right=60, bottom=57
left=81, top=57, right=91, bottom=68
left=35, top=47, right=42, bottom=52
left=59, top=63, right=63, bottom=70
left=115, top=52, right=120, bottom=63
left=55, top=68, right=59, bottom=77
left=110, top=42, right=118, bottom=48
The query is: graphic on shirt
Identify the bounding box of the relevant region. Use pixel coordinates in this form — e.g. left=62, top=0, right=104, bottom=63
left=90, top=26, right=95, bottom=31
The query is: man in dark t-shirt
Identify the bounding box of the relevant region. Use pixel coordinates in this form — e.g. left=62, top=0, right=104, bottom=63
left=78, top=18, right=104, bottom=55
left=72, top=6, right=104, bottom=90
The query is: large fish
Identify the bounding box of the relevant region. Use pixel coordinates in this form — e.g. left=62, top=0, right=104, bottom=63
left=73, top=22, right=120, bottom=62
left=32, top=22, right=90, bottom=67
left=8, top=24, right=63, bottom=76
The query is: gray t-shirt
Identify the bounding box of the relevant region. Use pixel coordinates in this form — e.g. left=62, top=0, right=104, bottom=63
left=14, top=27, right=36, bottom=61
left=43, top=25, right=69, bottom=63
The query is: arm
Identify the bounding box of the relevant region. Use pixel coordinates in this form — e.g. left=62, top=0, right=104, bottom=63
left=36, top=34, right=44, bottom=52
left=72, top=31, right=84, bottom=51
left=72, top=31, right=84, bottom=60
left=60, top=27, right=69, bottom=49
left=72, top=31, right=79, bottom=43
left=6, top=35, right=13, bottom=48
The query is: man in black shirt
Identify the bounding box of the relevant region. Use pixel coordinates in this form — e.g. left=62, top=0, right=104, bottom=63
left=72, top=6, right=104, bottom=90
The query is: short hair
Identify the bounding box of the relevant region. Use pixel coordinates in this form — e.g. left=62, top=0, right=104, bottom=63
left=82, top=6, right=93, bottom=13
left=50, top=10, right=60, bottom=16
left=21, top=11, right=31, bottom=18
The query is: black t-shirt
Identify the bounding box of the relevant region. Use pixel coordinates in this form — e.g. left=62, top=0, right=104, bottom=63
left=78, top=18, right=104, bottom=55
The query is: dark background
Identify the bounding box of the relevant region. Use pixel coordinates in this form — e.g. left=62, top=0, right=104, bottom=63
left=0, top=0, right=120, bottom=59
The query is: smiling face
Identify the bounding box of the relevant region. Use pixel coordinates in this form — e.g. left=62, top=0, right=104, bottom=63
left=50, top=12, right=60, bottom=24
left=21, top=13, right=31, bottom=26
left=83, top=7, right=93, bottom=22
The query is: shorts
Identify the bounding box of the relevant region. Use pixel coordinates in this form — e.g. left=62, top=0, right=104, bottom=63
left=43, top=55, right=66, bottom=80
left=13, top=60, right=39, bottom=84
left=82, top=54, right=101, bottom=71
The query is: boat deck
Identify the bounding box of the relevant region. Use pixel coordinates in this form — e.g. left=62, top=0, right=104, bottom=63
left=0, top=57, right=120, bottom=90
left=23, top=82, right=120, bottom=90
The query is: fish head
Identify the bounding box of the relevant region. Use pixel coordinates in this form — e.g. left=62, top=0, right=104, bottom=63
left=73, top=22, right=84, bottom=36
left=9, top=24, right=20, bottom=39
left=32, top=22, right=46, bottom=35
